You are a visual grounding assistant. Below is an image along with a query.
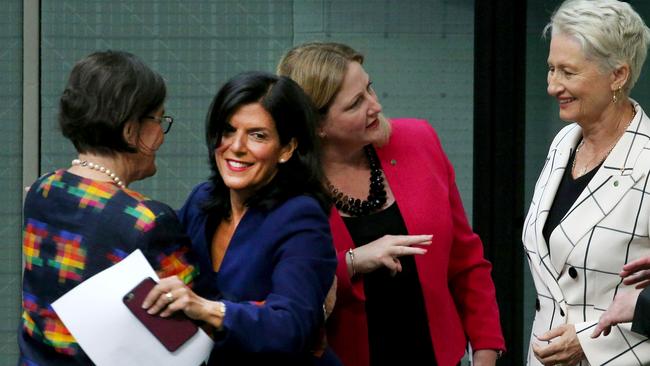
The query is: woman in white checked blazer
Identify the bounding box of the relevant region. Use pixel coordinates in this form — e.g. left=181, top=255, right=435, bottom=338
left=523, top=1, right=650, bottom=365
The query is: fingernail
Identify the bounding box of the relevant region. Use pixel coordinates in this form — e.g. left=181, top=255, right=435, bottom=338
left=147, top=309, right=154, bottom=314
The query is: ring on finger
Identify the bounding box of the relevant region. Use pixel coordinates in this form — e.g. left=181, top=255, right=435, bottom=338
left=165, top=291, right=174, bottom=303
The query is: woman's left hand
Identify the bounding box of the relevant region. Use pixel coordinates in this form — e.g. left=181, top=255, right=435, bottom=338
left=472, top=349, right=498, bottom=366
left=532, top=324, right=584, bottom=366
left=591, top=288, right=642, bottom=338
left=142, top=276, right=211, bottom=320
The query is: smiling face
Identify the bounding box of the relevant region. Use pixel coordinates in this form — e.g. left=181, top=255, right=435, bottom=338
left=215, top=103, right=296, bottom=203
left=547, top=33, right=618, bottom=124
left=322, top=61, right=383, bottom=149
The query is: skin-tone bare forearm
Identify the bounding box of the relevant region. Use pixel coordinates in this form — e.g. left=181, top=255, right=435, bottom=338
left=190, top=298, right=225, bottom=330
left=473, top=349, right=498, bottom=366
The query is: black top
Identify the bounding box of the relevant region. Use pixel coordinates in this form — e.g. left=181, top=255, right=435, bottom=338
left=343, top=202, right=436, bottom=366
left=543, top=147, right=601, bottom=248
left=632, top=287, right=650, bottom=337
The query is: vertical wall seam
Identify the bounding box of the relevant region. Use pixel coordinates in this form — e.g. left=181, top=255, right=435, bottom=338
left=22, top=0, right=40, bottom=200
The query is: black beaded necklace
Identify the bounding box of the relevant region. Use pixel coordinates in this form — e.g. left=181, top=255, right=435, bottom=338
left=327, top=145, right=387, bottom=217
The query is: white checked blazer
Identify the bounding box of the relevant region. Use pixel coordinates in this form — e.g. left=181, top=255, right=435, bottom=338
left=523, top=101, right=650, bottom=365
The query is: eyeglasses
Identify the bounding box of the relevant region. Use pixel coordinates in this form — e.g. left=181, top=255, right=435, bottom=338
left=144, top=115, right=174, bottom=134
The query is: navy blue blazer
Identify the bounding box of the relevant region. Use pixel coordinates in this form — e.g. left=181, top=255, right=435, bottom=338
left=178, top=182, right=339, bottom=365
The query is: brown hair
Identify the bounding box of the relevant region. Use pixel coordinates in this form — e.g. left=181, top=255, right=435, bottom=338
left=277, top=42, right=391, bottom=146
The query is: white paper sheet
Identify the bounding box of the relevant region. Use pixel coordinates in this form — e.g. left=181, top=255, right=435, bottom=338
left=52, top=249, right=213, bottom=366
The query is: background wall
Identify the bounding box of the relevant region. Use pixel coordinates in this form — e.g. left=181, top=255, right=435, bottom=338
left=39, top=0, right=475, bottom=211
left=3, top=0, right=475, bottom=364
left=0, top=0, right=23, bottom=363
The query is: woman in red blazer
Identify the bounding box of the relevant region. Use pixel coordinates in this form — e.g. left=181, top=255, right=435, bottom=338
left=278, top=42, right=504, bottom=366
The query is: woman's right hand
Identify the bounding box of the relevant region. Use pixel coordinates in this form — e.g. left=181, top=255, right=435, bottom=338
left=142, top=276, right=225, bottom=329
left=350, top=234, right=432, bottom=276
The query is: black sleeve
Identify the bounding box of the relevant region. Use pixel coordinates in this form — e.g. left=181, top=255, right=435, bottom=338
left=631, top=287, right=650, bottom=337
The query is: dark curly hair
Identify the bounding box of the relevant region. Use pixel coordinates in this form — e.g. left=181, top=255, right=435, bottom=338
left=59, top=50, right=166, bottom=155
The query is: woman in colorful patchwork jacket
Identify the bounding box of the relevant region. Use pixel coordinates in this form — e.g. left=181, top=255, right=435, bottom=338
left=18, top=50, right=198, bottom=365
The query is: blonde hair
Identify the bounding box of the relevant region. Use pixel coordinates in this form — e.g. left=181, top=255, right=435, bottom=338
left=544, top=0, right=650, bottom=93
left=277, top=42, right=391, bottom=146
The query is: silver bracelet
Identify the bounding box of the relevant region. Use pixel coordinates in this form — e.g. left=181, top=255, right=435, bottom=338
left=347, top=248, right=356, bottom=277
left=216, top=301, right=227, bottom=318
left=212, top=301, right=227, bottom=332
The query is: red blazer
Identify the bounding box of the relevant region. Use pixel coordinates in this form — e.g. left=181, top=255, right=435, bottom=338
left=326, top=118, right=505, bottom=366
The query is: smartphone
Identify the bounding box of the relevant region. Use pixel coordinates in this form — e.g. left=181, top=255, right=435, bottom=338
left=123, top=277, right=199, bottom=352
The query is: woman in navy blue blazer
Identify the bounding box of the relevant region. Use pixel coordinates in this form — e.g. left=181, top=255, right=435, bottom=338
left=142, top=71, right=339, bottom=365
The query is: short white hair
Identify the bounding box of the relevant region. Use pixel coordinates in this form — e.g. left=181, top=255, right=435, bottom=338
left=544, top=0, right=650, bottom=92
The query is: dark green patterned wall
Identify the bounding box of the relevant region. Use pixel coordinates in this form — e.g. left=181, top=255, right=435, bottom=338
left=5, top=1, right=475, bottom=364
left=0, top=0, right=23, bottom=363
left=39, top=0, right=475, bottom=212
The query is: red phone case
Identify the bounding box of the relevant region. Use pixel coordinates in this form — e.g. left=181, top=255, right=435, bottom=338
left=123, top=277, right=198, bottom=352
